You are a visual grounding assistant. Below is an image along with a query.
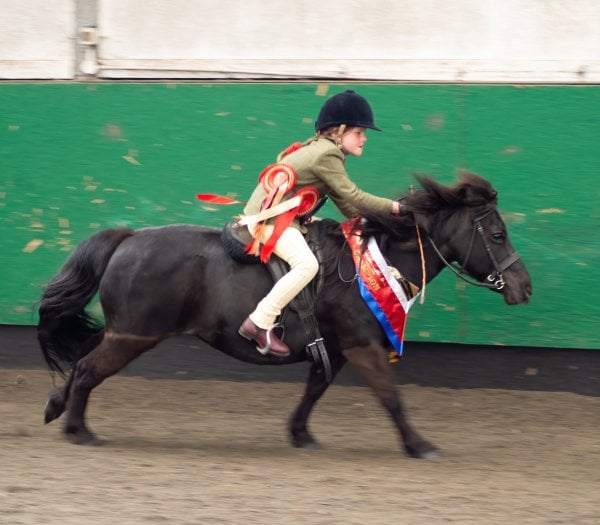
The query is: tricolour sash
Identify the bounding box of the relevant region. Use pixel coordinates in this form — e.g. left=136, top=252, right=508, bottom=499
left=341, top=218, right=420, bottom=358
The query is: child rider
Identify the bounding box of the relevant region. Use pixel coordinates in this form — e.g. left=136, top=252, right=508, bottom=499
left=238, top=90, right=402, bottom=357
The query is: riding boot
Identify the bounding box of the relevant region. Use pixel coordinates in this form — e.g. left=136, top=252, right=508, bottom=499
left=238, top=317, right=290, bottom=357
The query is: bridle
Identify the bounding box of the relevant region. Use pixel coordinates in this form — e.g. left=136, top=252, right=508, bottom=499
left=426, top=207, right=521, bottom=290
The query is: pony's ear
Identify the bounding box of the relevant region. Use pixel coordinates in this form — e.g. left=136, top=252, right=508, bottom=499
left=457, top=182, right=494, bottom=207
left=456, top=171, right=497, bottom=205
left=455, top=185, right=469, bottom=202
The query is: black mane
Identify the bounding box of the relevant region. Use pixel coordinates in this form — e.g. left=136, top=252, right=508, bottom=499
left=361, top=171, right=498, bottom=239
left=405, top=171, right=498, bottom=213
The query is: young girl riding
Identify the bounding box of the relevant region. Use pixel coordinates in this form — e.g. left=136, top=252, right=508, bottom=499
left=238, top=90, right=402, bottom=357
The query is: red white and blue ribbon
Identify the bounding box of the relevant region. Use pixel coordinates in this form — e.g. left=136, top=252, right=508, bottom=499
left=341, top=218, right=420, bottom=356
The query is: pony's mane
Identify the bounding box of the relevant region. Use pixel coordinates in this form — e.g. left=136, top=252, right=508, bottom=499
left=404, top=171, right=497, bottom=214
left=309, top=172, right=499, bottom=258
left=360, top=171, right=498, bottom=239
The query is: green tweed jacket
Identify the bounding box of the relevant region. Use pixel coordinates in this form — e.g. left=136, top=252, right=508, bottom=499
left=242, top=137, right=394, bottom=228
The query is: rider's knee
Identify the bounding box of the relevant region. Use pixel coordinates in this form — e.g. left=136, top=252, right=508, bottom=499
left=289, top=252, right=319, bottom=281
left=306, top=255, right=319, bottom=278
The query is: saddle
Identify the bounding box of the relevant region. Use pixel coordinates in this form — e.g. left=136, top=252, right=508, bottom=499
left=221, top=221, right=332, bottom=382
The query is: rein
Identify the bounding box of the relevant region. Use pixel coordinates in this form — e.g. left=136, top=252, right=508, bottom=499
left=425, top=208, right=521, bottom=290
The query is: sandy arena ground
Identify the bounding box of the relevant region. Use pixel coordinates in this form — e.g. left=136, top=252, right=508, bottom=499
left=1, top=365, right=598, bottom=525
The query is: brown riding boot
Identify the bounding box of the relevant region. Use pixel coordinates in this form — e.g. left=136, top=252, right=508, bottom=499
left=238, top=317, right=290, bottom=357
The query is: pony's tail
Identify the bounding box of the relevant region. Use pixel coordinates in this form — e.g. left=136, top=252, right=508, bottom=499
left=37, top=228, right=134, bottom=375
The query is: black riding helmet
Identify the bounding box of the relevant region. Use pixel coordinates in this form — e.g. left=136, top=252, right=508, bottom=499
left=315, top=90, right=381, bottom=132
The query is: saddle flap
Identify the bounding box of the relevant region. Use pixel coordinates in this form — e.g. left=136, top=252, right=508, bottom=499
left=220, top=221, right=260, bottom=264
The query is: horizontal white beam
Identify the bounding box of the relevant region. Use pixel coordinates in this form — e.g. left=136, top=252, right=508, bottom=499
left=97, top=59, right=600, bottom=83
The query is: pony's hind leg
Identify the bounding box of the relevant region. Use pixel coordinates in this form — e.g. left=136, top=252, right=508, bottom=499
left=289, top=352, right=346, bottom=449
left=44, top=372, right=74, bottom=424
left=63, top=332, right=159, bottom=444
left=343, top=343, right=439, bottom=459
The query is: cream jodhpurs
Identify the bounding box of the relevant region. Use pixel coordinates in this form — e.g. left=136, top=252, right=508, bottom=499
left=248, top=225, right=319, bottom=330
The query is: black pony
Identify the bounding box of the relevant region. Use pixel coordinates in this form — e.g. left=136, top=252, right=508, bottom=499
left=38, top=172, right=532, bottom=458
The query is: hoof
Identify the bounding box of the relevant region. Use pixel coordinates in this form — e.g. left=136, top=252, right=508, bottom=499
left=291, top=432, right=321, bottom=450
left=416, top=448, right=441, bottom=460
left=65, top=428, right=102, bottom=446
left=405, top=442, right=441, bottom=459
left=44, top=392, right=66, bottom=424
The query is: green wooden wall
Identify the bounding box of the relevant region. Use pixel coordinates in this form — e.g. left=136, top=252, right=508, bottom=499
left=1, top=83, right=598, bottom=349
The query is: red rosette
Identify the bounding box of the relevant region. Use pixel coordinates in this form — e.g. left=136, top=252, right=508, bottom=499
left=295, top=186, right=320, bottom=217
left=281, top=141, right=303, bottom=157
left=259, top=163, right=297, bottom=193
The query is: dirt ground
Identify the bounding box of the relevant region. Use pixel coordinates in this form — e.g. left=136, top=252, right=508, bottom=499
left=1, top=366, right=598, bottom=525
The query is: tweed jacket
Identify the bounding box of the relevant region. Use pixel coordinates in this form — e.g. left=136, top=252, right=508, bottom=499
left=242, top=137, right=394, bottom=229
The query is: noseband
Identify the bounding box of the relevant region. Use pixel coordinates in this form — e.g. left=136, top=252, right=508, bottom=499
left=427, top=208, right=521, bottom=290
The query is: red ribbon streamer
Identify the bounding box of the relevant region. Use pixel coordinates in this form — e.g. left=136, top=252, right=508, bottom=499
left=196, top=194, right=243, bottom=205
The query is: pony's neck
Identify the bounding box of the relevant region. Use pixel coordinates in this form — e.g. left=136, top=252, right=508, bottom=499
left=379, top=230, right=446, bottom=288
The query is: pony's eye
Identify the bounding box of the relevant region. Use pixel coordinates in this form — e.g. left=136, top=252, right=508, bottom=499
left=491, top=232, right=505, bottom=241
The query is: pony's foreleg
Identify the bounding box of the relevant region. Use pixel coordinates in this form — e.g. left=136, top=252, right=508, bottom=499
left=289, top=352, right=346, bottom=449
left=64, top=332, right=159, bottom=444
left=343, top=343, right=439, bottom=459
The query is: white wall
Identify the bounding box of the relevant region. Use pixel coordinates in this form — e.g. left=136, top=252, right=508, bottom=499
left=96, top=0, right=600, bottom=82
left=0, top=1, right=75, bottom=79
left=1, top=0, right=599, bottom=82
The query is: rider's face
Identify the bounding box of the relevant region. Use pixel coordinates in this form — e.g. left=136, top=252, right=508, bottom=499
left=341, top=127, right=368, bottom=157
